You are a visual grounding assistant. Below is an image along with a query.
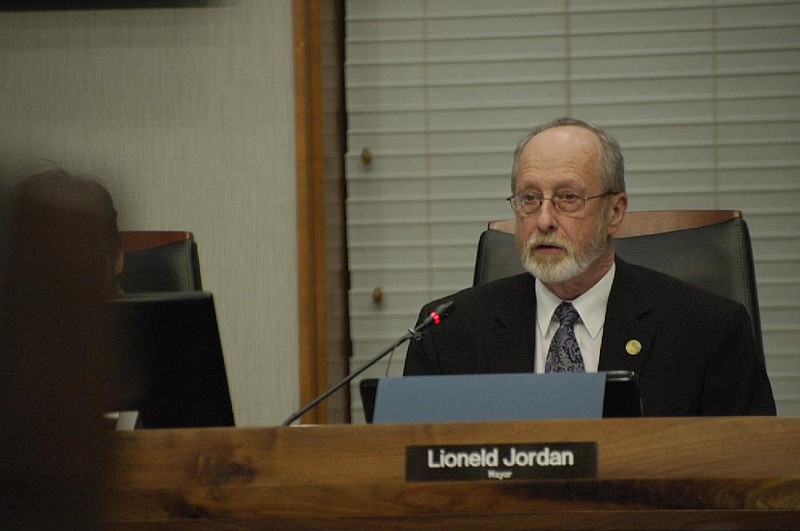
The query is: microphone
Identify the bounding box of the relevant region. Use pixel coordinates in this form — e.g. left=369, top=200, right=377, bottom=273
left=281, top=300, right=454, bottom=426
left=409, top=300, right=454, bottom=338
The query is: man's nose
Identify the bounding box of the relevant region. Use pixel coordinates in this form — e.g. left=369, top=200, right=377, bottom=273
left=536, top=199, right=558, bottom=233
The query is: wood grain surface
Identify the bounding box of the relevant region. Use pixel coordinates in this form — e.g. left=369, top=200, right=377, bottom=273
left=99, top=417, right=800, bottom=529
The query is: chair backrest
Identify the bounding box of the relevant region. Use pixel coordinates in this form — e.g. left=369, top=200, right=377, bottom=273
left=473, top=210, right=764, bottom=361
left=119, top=231, right=203, bottom=293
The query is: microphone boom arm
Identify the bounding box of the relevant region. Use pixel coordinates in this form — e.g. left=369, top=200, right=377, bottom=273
left=281, top=331, right=412, bottom=426
left=281, top=300, right=454, bottom=426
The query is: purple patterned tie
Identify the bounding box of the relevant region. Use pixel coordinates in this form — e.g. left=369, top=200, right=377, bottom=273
left=545, top=302, right=585, bottom=373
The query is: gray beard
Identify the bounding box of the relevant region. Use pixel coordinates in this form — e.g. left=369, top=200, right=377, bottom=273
left=523, top=251, right=588, bottom=284
left=519, top=224, right=608, bottom=284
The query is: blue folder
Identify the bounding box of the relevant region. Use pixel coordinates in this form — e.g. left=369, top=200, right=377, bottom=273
left=371, top=372, right=606, bottom=424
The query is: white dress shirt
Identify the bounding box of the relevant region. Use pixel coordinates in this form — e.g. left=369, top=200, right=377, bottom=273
left=534, top=262, right=616, bottom=373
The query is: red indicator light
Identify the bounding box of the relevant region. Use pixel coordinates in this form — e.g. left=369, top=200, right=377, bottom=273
left=430, top=311, right=441, bottom=325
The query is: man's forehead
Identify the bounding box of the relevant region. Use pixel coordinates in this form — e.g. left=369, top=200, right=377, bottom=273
left=524, top=125, right=601, bottom=156
left=519, top=127, right=598, bottom=170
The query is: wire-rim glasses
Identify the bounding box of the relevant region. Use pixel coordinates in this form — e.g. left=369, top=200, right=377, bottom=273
left=506, top=191, right=616, bottom=215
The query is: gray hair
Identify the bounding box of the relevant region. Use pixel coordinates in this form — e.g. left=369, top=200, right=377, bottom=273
left=510, top=117, right=625, bottom=194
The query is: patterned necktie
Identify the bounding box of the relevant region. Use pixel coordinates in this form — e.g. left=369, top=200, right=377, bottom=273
left=545, top=302, right=585, bottom=373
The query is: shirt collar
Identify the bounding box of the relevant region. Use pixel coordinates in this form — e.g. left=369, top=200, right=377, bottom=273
left=535, top=262, right=616, bottom=339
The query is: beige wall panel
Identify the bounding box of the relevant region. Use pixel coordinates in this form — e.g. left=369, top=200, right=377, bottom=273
left=0, top=0, right=298, bottom=426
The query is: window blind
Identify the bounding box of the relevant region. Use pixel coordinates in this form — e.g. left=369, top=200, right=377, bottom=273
left=344, top=0, right=800, bottom=420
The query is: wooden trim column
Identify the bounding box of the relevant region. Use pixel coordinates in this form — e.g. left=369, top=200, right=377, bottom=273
left=294, top=0, right=327, bottom=424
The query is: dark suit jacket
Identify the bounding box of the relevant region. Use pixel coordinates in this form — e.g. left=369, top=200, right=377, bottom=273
left=404, top=257, right=776, bottom=416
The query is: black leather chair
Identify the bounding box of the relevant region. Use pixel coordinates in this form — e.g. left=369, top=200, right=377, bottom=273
left=119, top=231, right=203, bottom=293
left=473, top=210, right=765, bottom=362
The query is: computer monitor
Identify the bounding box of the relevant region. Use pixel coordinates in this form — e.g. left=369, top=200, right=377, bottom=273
left=109, top=291, right=235, bottom=428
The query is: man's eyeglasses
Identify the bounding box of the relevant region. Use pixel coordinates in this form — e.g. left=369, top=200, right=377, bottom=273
left=506, top=191, right=616, bottom=215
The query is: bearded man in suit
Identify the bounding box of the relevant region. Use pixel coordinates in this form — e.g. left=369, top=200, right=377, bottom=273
left=404, top=117, right=775, bottom=416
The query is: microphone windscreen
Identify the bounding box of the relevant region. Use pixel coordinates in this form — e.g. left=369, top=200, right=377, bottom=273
left=432, top=300, right=454, bottom=321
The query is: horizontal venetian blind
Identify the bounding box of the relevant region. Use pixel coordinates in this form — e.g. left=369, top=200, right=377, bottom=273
left=344, top=0, right=800, bottom=420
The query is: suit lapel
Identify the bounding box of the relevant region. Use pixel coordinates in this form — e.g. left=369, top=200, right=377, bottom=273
left=599, top=258, right=656, bottom=376
left=479, top=262, right=657, bottom=376
left=484, top=274, right=537, bottom=373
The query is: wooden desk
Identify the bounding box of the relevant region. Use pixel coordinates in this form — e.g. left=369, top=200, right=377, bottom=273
left=101, top=417, right=800, bottom=529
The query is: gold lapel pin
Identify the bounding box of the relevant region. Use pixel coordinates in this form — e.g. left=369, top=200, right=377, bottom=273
left=625, top=339, right=642, bottom=356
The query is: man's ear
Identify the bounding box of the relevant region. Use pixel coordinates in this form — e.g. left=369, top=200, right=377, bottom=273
left=113, top=248, right=124, bottom=278
left=606, top=192, right=628, bottom=237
